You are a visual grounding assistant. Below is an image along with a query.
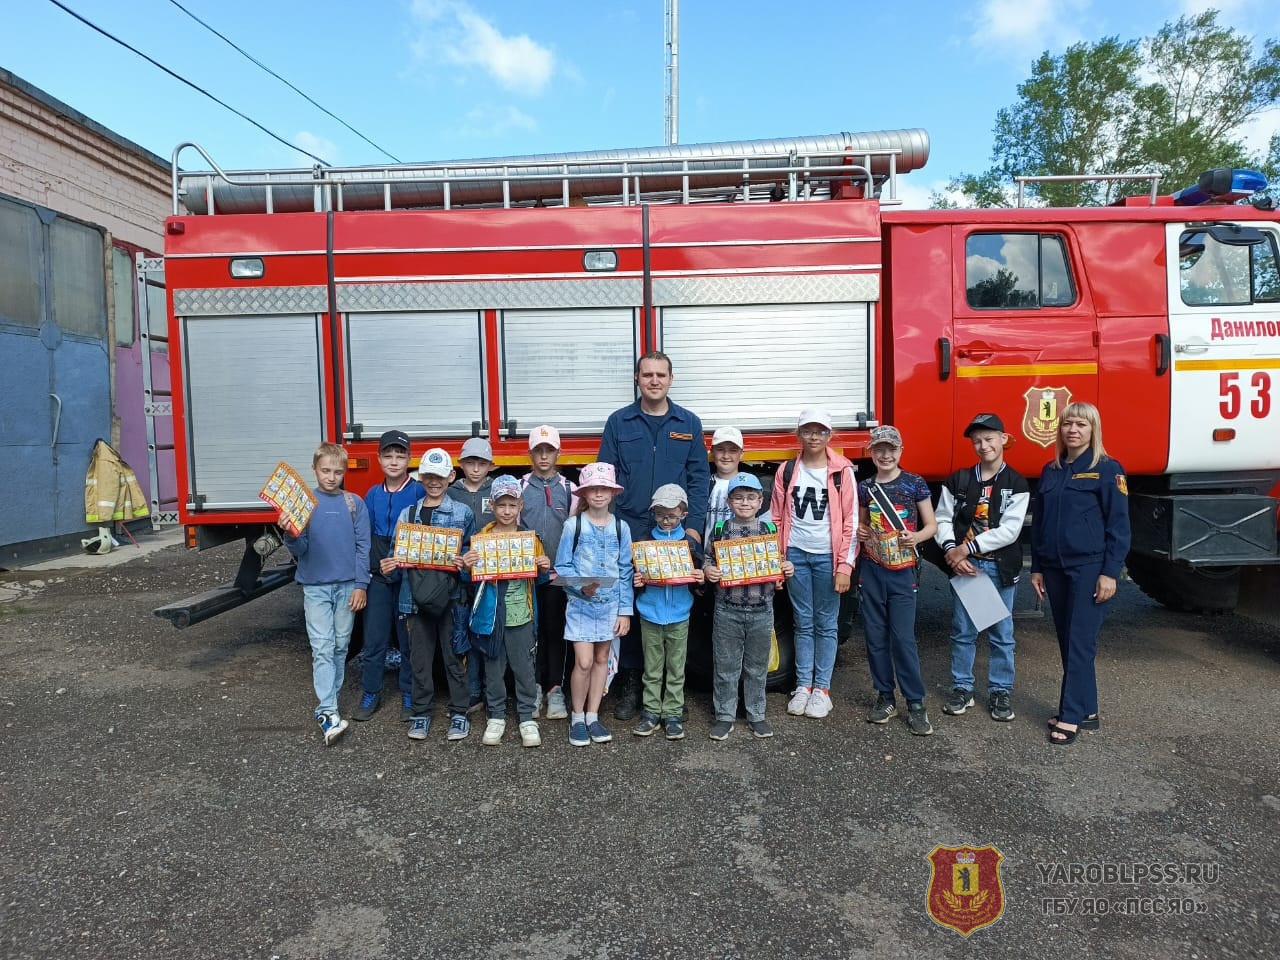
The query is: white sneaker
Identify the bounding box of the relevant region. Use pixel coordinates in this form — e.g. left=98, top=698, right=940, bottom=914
left=532, top=684, right=544, bottom=719
left=482, top=718, right=506, bottom=746
left=787, top=687, right=812, bottom=716
left=519, top=720, right=542, bottom=747
left=545, top=686, right=569, bottom=720
left=804, top=688, right=833, bottom=719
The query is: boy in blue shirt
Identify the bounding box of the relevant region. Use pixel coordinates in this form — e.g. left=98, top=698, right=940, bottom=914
left=353, top=430, right=424, bottom=723
left=631, top=483, right=704, bottom=740
left=281, top=442, right=371, bottom=746
left=395, top=447, right=477, bottom=742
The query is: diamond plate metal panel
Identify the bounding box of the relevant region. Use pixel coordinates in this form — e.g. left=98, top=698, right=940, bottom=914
left=652, top=273, right=879, bottom=306
left=337, top=279, right=643, bottom=312
left=172, top=286, right=328, bottom=316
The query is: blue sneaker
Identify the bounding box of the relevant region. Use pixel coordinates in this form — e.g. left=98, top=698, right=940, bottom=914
left=568, top=721, right=590, bottom=747
left=401, top=693, right=413, bottom=722
left=352, top=691, right=380, bottom=722
left=317, top=711, right=348, bottom=746
left=447, top=714, right=471, bottom=741
left=407, top=716, right=431, bottom=740
left=587, top=720, right=612, bottom=744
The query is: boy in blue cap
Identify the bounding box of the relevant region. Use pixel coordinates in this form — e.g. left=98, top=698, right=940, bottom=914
left=704, top=473, right=793, bottom=740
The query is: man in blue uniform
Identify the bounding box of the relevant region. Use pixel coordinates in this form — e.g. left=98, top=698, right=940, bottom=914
left=599, top=350, right=710, bottom=719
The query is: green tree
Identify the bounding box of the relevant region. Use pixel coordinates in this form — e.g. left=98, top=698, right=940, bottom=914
left=943, top=10, right=1280, bottom=208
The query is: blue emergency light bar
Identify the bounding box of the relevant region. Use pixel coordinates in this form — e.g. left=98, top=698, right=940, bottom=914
left=1172, top=168, right=1268, bottom=206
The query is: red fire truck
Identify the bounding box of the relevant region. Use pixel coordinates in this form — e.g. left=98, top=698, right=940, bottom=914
left=153, top=129, right=1280, bottom=632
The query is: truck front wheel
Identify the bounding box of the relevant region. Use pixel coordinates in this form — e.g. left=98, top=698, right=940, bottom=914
left=1125, top=555, right=1240, bottom=613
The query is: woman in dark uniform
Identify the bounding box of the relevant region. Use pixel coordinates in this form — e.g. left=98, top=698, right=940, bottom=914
left=1030, top=401, right=1131, bottom=745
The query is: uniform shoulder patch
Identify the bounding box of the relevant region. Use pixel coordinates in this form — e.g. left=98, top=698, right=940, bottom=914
left=1116, top=474, right=1128, bottom=495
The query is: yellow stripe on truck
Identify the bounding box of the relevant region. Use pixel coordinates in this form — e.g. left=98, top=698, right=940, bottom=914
left=956, top=362, right=1098, bottom=378
left=1173, top=358, right=1280, bottom=371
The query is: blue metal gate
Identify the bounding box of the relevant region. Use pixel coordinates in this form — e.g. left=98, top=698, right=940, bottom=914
left=0, top=194, right=110, bottom=550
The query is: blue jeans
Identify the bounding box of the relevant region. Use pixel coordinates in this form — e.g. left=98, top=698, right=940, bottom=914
left=858, top=559, right=925, bottom=704
left=949, top=558, right=1017, bottom=693
left=787, top=548, right=839, bottom=691
left=361, top=577, right=412, bottom=697
left=302, top=582, right=357, bottom=716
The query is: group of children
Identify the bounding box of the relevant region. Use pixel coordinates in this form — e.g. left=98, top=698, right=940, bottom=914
left=285, top=410, right=1027, bottom=748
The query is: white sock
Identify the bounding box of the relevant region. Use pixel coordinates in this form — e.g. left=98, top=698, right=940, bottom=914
left=586, top=711, right=599, bottom=725
left=571, top=712, right=585, bottom=725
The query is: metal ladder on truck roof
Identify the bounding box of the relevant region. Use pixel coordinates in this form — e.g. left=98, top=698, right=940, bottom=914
left=171, top=128, right=931, bottom=216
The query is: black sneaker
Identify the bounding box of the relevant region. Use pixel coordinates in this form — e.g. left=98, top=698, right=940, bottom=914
left=989, top=690, right=1015, bottom=722
left=867, top=693, right=897, bottom=724
left=942, top=687, right=974, bottom=716
left=663, top=718, right=685, bottom=741
left=352, top=691, right=380, bottom=722
left=907, top=703, right=934, bottom=736
left=708, top=720, right=734, bottom=741
left=632, top=713, right=660, bottom=737
left=747, top=719, right=774, bottom=739
left=611, top=669, right=643, bottom=721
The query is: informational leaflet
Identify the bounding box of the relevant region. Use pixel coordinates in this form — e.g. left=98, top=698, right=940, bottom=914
left=949, top=569, right=1010, bottom=633
left=470, top=531, right=538, bottom=581
left=631, top=539, right=698, bottom=585
left=714, top=532, right=783, bottom=587
left=258, top=462, right=317, bottom=534
left=393, top=522, right=462, bottom=570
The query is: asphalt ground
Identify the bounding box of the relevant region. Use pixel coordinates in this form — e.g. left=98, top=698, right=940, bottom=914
left=1, top=540, right=1278, bottom=959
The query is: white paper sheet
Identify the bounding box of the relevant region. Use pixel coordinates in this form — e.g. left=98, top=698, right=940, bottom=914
left=950, top=569, right=1010, bottom=633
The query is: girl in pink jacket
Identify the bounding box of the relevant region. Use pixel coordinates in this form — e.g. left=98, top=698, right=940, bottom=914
left=769, top=409, right=858, bottom=719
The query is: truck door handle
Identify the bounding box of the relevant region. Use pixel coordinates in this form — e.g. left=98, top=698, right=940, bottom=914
left=956, top=347, right=991, bottom=361
left=1154, top=334, right=1171, bottom=376
left=938, top=338, right=951, bottom=381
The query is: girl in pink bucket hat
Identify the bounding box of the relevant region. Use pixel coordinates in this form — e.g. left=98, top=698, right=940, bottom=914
left=553, top=462, right=634, bottom=746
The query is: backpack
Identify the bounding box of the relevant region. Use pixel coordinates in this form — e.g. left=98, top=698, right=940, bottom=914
left=406, top=501, right=456, bottom=617
left=570, top=512, right=624, bottom=555
left=782, top=457, right=844, bottom=491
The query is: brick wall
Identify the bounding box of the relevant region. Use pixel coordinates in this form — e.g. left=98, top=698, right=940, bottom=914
left=0, top=72, right=170, bottom=248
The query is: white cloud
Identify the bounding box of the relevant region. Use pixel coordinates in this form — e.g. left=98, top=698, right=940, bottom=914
left=893, top=175, right=951, bottom=209
left=456, top=104, right=537, bottom=140
left=294, top=131, right=338, bottom=166
left=969, top=0, right=1089, bottom=63
left=411, top=0, right=555, bottom=95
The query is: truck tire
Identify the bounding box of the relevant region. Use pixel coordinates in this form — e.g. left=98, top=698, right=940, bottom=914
left=1125, top=555, right=1240, bottom=613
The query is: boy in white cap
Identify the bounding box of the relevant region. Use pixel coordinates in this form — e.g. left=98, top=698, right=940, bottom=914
left=449, top=436, right=495, bottom=713
left=631, top=483, right=704, bottom=740
left=394, top=446, right=476, bottom=743
left=521, top=425, right=577, bottom=721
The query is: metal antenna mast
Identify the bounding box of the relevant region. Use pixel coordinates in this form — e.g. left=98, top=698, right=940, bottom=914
left=664, top=0, right=679, bottom=145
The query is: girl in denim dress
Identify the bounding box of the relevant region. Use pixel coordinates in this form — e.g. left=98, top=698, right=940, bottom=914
left=554, top=462, right=635, bottom=747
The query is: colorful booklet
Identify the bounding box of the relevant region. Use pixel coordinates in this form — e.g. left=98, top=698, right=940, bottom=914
left=632, top=539, right=698, bottom=585
left=713, top=533, right=783, bottom=587
left=393, top=522, right=463, bottom=570
left=470, top=531, right=539, bottom=581
left=258, top=462, right=317, bottom=534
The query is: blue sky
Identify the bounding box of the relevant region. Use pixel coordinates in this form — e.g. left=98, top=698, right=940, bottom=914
left=3, top=0, right=1276, bottom=207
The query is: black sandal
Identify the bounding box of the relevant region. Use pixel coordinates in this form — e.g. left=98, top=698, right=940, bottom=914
left=1047, top=714, right=1099, bottom=731
left=1048, top=724, right=1078, bottom=745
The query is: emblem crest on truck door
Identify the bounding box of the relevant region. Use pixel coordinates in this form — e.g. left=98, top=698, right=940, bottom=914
left=1021, top=385, right=1072, bottom=448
